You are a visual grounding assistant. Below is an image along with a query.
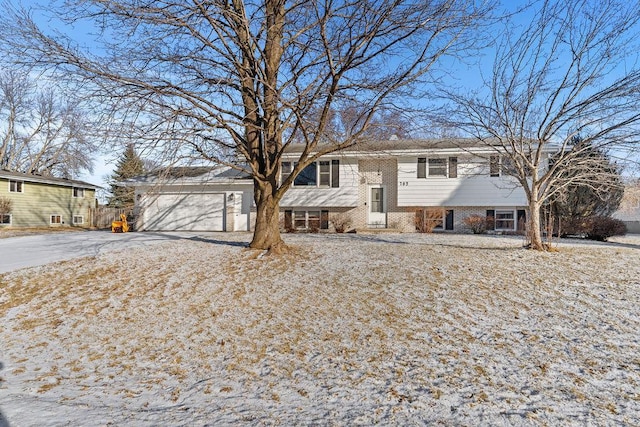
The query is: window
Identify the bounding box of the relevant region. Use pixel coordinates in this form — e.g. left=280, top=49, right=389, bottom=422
left=428, top=158, right=447, bottom=176
left=287, top=210, right=329, bottom=230
left=281, top=162, right=293, bottom=184
left=294, top=210, right=307, bottom=228
left=319, top=161, right=331, bottom=186
left=50, top=215, right=62, bottom=224
left=307, top=211, right=321, bottom=230
left=488, top=155, right=519, bottom=177
left=0, top=214, right=11, bottom=225
left=501, top=157, right=518, bottom=176
left=417, top=158, right=426, bottom=178
left=295, top=162, right=317, bottom=186
left=73, top=187, right=85, bottom=198
left=495, top=210, right=515, bottom=230
left=432, top=210, right=455, bottom=231
left=9, top=180, right=23, bottom=193
left=73, top=215, right=84, bottom=225
left=490, top=155, right=500, bottom=177
left=283, top=160, right=340, bottom=188
left=418, top=157, right=456, bottom=178
left=370, top=187, right=384, bottom=213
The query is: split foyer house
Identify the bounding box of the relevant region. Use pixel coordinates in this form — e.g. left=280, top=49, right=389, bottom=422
left=0, top=170, right=99, bottom=228
left=130, top=139, right=552, bottom=234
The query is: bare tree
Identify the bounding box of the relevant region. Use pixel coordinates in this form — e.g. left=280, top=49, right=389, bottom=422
left=0, top=0, right=494, bottom=252
left=439, top=0, right=640, bottom=250
left=0, top=68, right=96, bottom=178
left=0, top=196, right=12, bottom=215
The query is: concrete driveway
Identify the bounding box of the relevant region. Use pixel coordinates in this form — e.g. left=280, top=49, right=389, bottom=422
left=0, top=230, right=190, bottom=274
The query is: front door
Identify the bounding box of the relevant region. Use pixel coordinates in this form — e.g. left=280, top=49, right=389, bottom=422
left=368, top=185, right=387, bottom=227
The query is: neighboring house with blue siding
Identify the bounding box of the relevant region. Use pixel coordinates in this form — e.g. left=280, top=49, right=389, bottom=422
left=130, top=139, right=557, bottom=233
left=0, top=170, right=99, bottom=228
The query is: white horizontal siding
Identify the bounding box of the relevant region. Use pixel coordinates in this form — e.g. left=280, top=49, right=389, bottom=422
left=397, top=156, right=527, bottom=207
left=280, top=158, right=359, bottom=208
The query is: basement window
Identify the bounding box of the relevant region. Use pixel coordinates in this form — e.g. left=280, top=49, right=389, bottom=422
left=285, top=210, right=329, bottom=231
left=495, top=210, right=515, bottom=230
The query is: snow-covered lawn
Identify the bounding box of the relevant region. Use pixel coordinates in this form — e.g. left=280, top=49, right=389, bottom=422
left=1, top=233, right=639, bottom=426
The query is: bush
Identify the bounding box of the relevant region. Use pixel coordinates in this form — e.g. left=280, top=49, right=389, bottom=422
left=557, top=217, right=591, bottom=237
left=585, top=216, right=627, bottom=241
left=414, top=208, right=444, bottom=233
left=462, top=214, right=488, bottom=234
left=0, top=197, right=12, bottom=215
left=332, top=214, right=352, bottom=233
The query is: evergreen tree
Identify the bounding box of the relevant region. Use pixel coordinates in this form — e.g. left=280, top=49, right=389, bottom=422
left=549, top=142, right=624, bottom=235
left=108, top=145, right=145, bottom=208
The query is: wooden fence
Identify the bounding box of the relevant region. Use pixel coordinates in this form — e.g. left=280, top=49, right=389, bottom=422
left=91, top=206, right=133, bottom=229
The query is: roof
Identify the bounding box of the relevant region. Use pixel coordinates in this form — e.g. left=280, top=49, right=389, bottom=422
left=282, top=138, right=480, bottom=153
left=126, top=165, right=252, bottom=185
left=281, top=137, right=551, bottom=156
left=0, top=169, right=101, bottom=190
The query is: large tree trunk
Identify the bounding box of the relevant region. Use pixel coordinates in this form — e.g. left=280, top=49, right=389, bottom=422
left=249, top=180, right=286, bottom=253
left=528, top=196, right=545, bottom=251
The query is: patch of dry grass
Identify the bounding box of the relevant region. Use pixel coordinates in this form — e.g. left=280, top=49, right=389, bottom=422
left=0, top=227, right=88, bottom=239
left=1, top=233, right=639, bottom=425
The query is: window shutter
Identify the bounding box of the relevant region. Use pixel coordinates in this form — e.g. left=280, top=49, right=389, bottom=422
left=448, top=157, right=458, bottom=178
left=517, top=209, right=527, bottom=231
left=284, top=210, right=292, bottom=230
left=486, top=209, right=495, bottom=230
left=321, top=210, right=329, bottom=229
left=331, top=160, right=340, bottom=188
left=417, top=158, right=426, bottom=178
left=445, top=210, right=454, bottom=230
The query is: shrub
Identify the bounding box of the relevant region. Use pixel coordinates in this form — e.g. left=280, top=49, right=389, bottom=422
left=415, top=208, right=444, bottom=233
left=0, top=197, right=12, bottom=215
left=585, top=216, right=627, bottom=241
left=281, top=214, right=296, bottom=233
left=557, top=217, right=591, bottom=237
left=462, top=214, right=488, bottom=234
left=332, top=214, right=352, bottom=233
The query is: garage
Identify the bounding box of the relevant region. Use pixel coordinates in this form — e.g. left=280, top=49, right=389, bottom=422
left=142, top=192, right=226, bottom=231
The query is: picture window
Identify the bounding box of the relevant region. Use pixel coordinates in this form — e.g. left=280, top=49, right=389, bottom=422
left=417, top=158, right=456, bottom=178
left=282, top=160, right=340, bottom=188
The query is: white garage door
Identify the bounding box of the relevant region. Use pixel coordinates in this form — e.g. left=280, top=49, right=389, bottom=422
left=144, top=193, right=225, bottom=231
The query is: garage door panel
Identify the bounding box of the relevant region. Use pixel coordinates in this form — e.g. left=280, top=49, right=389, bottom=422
left=144, top=193, right=225, bottom=231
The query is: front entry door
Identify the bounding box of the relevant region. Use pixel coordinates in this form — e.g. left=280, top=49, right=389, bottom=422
left=368, top=185, right=387, bottom=227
